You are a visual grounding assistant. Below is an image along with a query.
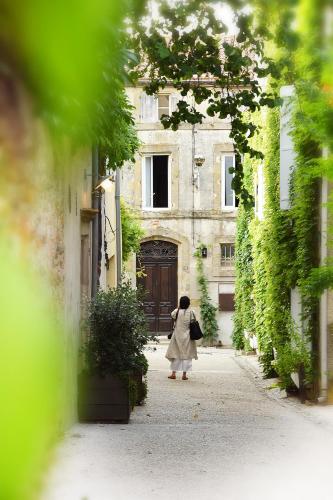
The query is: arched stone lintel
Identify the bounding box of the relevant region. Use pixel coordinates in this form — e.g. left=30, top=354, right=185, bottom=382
left=140, top=227, right=189, bottom=249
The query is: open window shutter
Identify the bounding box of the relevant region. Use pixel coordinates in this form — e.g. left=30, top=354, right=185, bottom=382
left=280, top=85, right=296, bottom=210
left=170, top=94, right=180, bottom=113
left=140, top=92, right=157, bottom=122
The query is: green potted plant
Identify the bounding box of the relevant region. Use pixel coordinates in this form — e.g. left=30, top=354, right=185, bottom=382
left=78, top=280, right=153, bottom=423
left=271, top=319, right=313, bottom=400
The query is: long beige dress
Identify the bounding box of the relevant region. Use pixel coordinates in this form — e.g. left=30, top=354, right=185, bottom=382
left=165, top=308, right=198, bottom=369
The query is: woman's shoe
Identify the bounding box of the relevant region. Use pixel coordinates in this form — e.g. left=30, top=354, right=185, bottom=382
left=168, top=374, right=176, bottom=379
left=182, top=375, right=188, bottom=380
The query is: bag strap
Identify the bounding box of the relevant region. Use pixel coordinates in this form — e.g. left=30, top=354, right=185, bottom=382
left=190, top=310, right=196, bottom=321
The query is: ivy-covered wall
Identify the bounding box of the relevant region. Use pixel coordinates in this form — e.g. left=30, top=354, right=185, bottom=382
left=234, top=0, right=333, bottom=395
left=233, top=101, right=316, bottom=388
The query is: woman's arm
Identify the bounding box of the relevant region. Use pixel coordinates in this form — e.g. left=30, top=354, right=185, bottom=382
left=171, top=308, right=178, bottom=319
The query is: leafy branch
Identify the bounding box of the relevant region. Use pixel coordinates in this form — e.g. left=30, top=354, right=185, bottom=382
left=194, top=244, right=219, bottom=346
left=129, top=0, right=280, bottom=206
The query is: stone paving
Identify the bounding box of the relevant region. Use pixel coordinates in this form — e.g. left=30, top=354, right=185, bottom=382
left=43, top=344, right=333, bottom=500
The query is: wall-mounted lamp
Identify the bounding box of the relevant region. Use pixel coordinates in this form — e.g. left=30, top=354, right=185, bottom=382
left=94, top=173, right=115, bottom=192
left=201, top=246, right=208, bottom=258
left=193, top=154, right=205, bottom=188
left=194, top=154, right=205, bottom=167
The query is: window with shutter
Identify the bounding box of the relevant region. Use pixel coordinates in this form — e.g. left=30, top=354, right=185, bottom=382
left=220, top=243, right=235, bottom=267
left=142, top=155, right=170, bottom=209
left=158, top=95, right=170, bottom=119
left=140, top=92, right=157, bottom=122
left=218, top=293, right=235, bottom=311
left=140, top=92, right=175, bottom=122
left=170, top=94, right=180, bottom=113
left=280, top=85, right=295, bottom=210
left=221, top=154, right=237, bottom=209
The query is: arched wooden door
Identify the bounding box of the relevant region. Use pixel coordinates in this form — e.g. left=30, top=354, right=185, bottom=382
left=137, top=240, right=178, bottom=335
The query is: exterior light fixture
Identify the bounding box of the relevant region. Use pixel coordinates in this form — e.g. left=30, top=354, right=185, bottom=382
left=94, top=175, right=114, bottom=192
left=94, top=172, right=115, bottom=192
left=201, top=247, right=208, bottom=258
left=194, top=154, right=205, bottom=167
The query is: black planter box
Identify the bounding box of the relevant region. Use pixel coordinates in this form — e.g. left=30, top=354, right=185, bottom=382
left=78, top=373, right=131, bottom=423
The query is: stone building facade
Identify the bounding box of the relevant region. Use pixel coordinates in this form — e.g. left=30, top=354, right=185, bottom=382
left=122, top=84, right=238, bottom=345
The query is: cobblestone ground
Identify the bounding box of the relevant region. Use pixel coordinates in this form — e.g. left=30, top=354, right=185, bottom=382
left=43, top=344, right=333, bottom=500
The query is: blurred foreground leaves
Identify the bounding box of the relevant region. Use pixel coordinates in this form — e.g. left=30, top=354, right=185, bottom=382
left=0, top=225, right=64, bottom=500
left=0, top=1, right=144, bottom=499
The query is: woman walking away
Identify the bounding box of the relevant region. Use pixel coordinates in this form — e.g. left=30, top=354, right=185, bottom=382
left=165, top=296, right=198, bottom=380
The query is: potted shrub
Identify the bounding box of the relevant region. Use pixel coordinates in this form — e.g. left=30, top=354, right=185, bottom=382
left=271, top=322, right=312, bottom=400
left=78, top=280, right=153, bottom=423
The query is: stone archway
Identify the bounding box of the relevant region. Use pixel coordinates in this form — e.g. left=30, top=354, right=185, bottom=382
left=137, top=240, right=178, bottom=335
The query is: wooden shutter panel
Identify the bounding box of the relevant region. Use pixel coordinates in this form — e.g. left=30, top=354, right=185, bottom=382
left=219, top=293, right=235, bottom=312
left=170, top=94, right=180, bottom=113
left=140, top=92, right=157, bottom=122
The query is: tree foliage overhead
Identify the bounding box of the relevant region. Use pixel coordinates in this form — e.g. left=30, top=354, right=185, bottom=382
left=129, top=0, right=280, bottom=205
left=0, top=0, right=145, bottom=169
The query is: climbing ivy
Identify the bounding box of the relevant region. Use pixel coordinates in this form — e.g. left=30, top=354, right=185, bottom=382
left=121, top=199, right=145, bottom=263
left=233, top=102, right=302, bottom=384
left=194, top=245, right=219, bottom=346
left=233, top=0, right=332, bottom=391
left=232, top=195, right=255, bottom=349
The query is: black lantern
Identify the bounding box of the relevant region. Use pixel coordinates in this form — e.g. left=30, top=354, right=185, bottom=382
left=201, top=247, right=208, bottom=258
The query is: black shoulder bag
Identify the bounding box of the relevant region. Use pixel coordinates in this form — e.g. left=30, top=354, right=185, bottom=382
left=168, top=309, right=179, bottom=339
left=189, top=310, right=203, bottom=341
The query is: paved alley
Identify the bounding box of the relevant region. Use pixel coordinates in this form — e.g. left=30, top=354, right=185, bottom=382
left=43, top=345, right=333, bottom=500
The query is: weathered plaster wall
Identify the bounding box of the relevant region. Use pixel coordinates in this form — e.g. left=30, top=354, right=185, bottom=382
left=31, top=125, right=93, bottom=424
left=100, top=184, right=118, bottom=290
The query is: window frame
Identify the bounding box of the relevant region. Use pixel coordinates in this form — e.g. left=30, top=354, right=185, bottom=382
left=142, top=154, right=171, bottom=211
left=157, top=94, right=171, bottom=120
left=140, top=92, right=171, bottom=123
left=221, top=153, right=237, bottom=210
left=220, top=243, right=235, bottom=268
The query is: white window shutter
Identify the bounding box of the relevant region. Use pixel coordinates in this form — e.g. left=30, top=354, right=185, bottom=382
left=170, top=94, right=180, bottom=113
left=280, top=85, right=296, bottom=210
left=140, top=92, right=157, bottom=122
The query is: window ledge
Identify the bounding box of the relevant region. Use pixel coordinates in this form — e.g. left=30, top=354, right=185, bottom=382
left=142, top=207, right=171, bottom=212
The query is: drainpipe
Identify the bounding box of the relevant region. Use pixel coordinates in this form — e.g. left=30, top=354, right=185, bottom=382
left=318, top=1, right=333, bottom=404
left=319, top=172, right=328, bottom=403
left=191, top=124, right=196, bottom=248
left=115, top=168, right=122, bottom=286
left=91, top=146, right=99, bottom=297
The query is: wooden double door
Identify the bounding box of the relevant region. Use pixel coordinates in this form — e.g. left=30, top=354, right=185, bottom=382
left=137, top=240, right=178, bottom=335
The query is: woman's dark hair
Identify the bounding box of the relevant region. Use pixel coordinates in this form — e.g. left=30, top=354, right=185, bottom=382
left=179, top=296, right=190, bottom=309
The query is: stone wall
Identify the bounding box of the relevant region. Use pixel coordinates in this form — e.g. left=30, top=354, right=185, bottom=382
left=123, top=85, right=237, bottom=345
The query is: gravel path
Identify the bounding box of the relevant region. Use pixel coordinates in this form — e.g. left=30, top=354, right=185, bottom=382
left=43, top=345, right=333, bottom=500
